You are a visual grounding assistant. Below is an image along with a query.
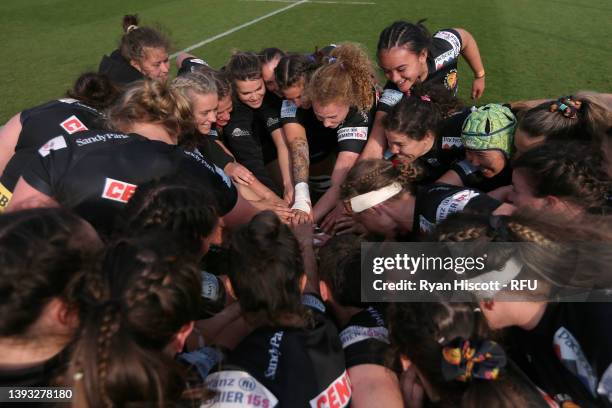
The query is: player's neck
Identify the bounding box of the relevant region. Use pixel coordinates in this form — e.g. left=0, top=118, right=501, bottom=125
left=127, top=122, right=177, bottom=145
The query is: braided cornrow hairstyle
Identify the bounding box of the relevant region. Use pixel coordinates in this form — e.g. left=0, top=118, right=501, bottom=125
left=377, top=19, right=432, bottom=56
left=119, top=15, right=170, bottom=64
left=305, top=42, right=375, bottom=111
left=228, top=211, right=312, bottom=328
left=512, top=142, right=610, bottom=212
left=275, top=53, right=320, bottom=91
left=114, top=176, right=220, bottom=255
left=383, top=82, right=463, bottom=141
left=517, top=91, right=612, bottom=146
left=226, top=51, right=262, bottom=82
left=69, top=233, right=202, bottom=408
left=341, top=159, right=422, bottom=201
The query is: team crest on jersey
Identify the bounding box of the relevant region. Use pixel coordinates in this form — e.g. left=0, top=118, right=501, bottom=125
left=266, top=117, right=279, bottom=128
left=101, top=178, right=137, bottom=203
left=60, top=115, right=88, bottom=134
left=436, top=189, right=479, bottom=222
left=444, top=69, right=458, bottom=91
left=231, top=128, right=251, bottom=138
left=309, top=370, right=351, bottom=408
left=442, top=136, right=462, bottom=149
left=419, top=215, right=436, bottom=234
left=58, top=98, right=79, bottom=104
left=38, top=135, right=67, bottom=157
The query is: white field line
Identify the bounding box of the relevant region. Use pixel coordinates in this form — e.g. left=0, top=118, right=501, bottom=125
left=242, top=0, right=376, bottom=4
left=170, top=0, right=308, bottom=58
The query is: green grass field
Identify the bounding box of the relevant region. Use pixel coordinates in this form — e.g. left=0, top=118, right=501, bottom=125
left=1, top=0, right=611, bottom=123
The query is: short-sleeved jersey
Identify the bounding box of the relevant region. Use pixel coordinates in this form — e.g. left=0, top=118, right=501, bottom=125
left=280, top=99, right=374, bottom=161
left=202, top=294, right=350, bottom=408
left=20, top=130, right=237, bottom=235
left=507, top=303, right=612, bottom=407
left=340, top=305, right=390, bottom=368
left=414, top=183, right=501, bottom=236
left=177, top=56, right=210, bottom=77
left=409, top=108, right=468, bottom=183
left=224, top=93, right=282, bottom=193
left=378, top=29, right=463, bottom=114
left=182, top=131, right=235, bottom=170
left=0, top=99, right=106, bottom=197
left=98, top=49, right=144, bottom=86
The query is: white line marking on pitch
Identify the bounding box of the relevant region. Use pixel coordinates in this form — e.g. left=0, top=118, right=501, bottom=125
left=242, top=0, right=375, bottom=4
left=170, top=0, right=308, bottom=58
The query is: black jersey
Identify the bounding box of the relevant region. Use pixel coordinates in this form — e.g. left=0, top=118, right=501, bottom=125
left=339, top=305, right=390, bottom=368
left=507, top=303, right=612, bottom=407
left=98, top=49, right=144, bottom=86
left=409, top=108, right=468, bottom=183
left=414, top=183, right=502, bottom=236
left=177, top=56, right=210, bottom=77
left=280, top=99, right=374, bottom=162
left=182, top=131, right=234, bottom=170
left=378, top=29, right=463, bottom=114
left=224, top=93, right=282, bottom=193
left=449, top=159, right=513, bottom=192
left=20, top=131, right=237, bottom=235
left=0, top=98, right=107, bottom=195
left=202, top=294, right=350, bottom=408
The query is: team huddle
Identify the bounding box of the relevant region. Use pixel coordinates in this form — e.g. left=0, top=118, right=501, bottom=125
left=0, top=13, right=611, bottom=408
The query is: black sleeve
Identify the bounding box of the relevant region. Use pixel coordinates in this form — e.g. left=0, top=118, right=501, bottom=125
left=377, top=81, right=404, bottom=113
left=431, top=29, right=463, bottom=68
left=223, top=107, right=270, bottom=183
left=197, top=138, right=234, bottom=169
left=179, top=150, right=238, bottom=216
left=21, top=135, right=73, bottom=197
left=280, top=100, right=300, bottom=125
left=260, top=100, right=282, bottom=133
left=336, top=110, right=369, bottom=154
left=464, top=193, right=502, bottom=214
left=450, top=159, right=484, bottom=186
left=343, top=335, right=390, bottom=368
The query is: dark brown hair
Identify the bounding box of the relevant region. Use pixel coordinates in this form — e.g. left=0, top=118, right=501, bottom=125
left=227, top=211, right=310, bottom=328
left=377, top=19, right=432, bottom=56
left=341, top=159, right=422, bottom=201
left=226, top=52, right=262, bottom=82
left=383, top=82, right=463, bottom=141
left=119, top=14, right=170, bottom=63
left=275, top=53, right=319, bottom=91
left=512, top=142, right=610, bottom=212
left=0, top=208, right=101, bottom=337
left=70, top=233, right=202, bottom=408
left=66, top=72, right=120, bottom=110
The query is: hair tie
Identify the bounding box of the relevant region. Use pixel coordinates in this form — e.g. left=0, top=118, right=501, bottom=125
left=441, top=337, right=507, bottom=382
left=327, top=56, right=337, bottom=64
left=549, top=96, right=579, bottom=119
left=420, top=95, right=431, bottom=102
left=127, top=25, right=139, bottom=33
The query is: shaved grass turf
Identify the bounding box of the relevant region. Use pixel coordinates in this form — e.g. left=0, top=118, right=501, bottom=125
left=1, top=0, right=610, bottom=123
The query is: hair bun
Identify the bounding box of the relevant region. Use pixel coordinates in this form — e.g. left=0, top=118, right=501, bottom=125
left=247, top=211, right=282, bottom=247
left=122, top=14, right=139, bottom=33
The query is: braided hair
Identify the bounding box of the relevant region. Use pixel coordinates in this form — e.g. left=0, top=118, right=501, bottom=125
left=119, top=15, right=170, bottom=64
left=512, top=142, right=610, bottom=212
left=377, top=19, right=432, bottom=56
left=341, top=159, right=423, bottom=201
left=70, top=233, right=202, bottom=408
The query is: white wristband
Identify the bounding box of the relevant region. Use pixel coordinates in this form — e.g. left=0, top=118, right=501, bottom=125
left=292, top=182, right=311, bottom=213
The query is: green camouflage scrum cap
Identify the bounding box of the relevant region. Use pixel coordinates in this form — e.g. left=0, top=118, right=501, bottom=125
left=461, top=104, right=516, bottom=158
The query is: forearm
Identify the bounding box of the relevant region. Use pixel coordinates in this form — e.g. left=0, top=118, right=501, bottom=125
left=359, top=111, right=387, bottom=161
left=314, top=152, right=358, bottom=222
left=300, top=238, right=319, bottom=294
left=313, top=185, right=341, bottom=223
left=289, top=136, right=310, bottom=185
left=457, top=28, right=484, bottom=76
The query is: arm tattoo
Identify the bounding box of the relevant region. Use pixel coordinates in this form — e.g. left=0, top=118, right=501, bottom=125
left=290, top=137, right=310, bottom=184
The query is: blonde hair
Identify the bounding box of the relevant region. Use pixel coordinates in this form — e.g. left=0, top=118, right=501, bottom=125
left=305, top=42, right=375, bottom=111
left=106, top=80, right=193, bottom=140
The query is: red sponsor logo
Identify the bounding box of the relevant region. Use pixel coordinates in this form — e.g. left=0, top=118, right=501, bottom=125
left=101, top=178, right=137, bottom=203
left=60, top=115, right=88, bottom=134
left=310, top=370, right=351, bottom=408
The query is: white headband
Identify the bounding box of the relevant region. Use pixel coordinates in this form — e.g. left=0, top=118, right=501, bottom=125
left=346, top=182, right=403, bottom=213
left=127, top=25, right=139, bottom=33
left=466, top=256, right=524, bottom=298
